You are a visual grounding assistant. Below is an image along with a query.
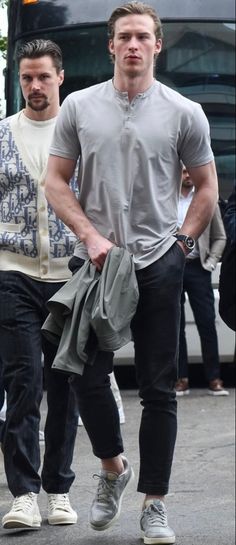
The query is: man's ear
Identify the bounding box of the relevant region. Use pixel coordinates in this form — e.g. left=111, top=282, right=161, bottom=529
left=155, top=39, right=162, bottom=55
left=59, top=69, right=64, bottom=86
left=108, top=39, right=114, bottom=55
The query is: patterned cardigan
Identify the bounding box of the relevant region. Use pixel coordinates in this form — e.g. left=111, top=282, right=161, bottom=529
left=0, top=112, right=78, bottom=281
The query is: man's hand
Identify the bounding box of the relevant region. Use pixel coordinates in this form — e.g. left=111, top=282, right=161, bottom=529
left=176, top=240, right=189, bottom=257
left=85, top=232, right=115, bottom=271
left=204, top=257, right=216, bottom=272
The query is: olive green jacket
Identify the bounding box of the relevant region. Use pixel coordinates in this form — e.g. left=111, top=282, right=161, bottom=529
left=42, top=247, right=139, bottom=375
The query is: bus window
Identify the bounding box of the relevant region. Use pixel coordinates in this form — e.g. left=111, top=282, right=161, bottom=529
left=5, top=3, right=235, bottom=198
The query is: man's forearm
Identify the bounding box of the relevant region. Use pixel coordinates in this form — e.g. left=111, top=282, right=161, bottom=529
left=180, top=161, right=219, bottom=239
left=180, top=188, right=218, bottom=239
left=45, top=175, right=96, bottom=240
left=45, top=174, right=114, bottom=269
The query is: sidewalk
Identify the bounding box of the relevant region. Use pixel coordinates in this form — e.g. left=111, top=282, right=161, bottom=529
left=0, top=388, right=235, bottom=545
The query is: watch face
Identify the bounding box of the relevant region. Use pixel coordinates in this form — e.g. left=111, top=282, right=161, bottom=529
left=186, top=237, right=195, bottom=250
left=175, top=234, right=195, bottom=251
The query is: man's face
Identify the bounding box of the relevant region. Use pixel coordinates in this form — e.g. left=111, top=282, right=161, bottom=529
left=182, top=168, right=194, bottom=189
left=19, top=55, right=64, bottom=112
left=108, top=14, right=162, bottom=78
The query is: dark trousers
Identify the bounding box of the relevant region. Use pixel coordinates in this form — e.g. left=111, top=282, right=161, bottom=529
left=178, top=259, right=220, bottom=381
left=0, top=356, right=4, bottom=442
left=70, top=242, right=185, bottom=496
left=0, top=271, right=78, bottom=496
left=0, top=357, right=4, bottom=410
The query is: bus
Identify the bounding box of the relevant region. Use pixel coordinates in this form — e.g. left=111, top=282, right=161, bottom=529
left=5, top=0, right=236, bottom=363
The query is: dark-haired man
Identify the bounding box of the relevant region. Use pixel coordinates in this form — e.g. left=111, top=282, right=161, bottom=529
left=176, top=166, right=228, bottom=396
left=0, top=39, right=78, bottom=529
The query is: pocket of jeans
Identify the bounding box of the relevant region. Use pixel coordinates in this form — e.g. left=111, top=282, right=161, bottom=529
left=174, top=241, right=186, bottom=263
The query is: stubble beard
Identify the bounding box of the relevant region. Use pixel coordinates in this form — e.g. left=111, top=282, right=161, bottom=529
left=27, top=97, right=50, bottom=112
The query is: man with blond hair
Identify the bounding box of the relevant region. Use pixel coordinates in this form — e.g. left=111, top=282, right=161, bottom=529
left=45, top=3, right=218, bottom=543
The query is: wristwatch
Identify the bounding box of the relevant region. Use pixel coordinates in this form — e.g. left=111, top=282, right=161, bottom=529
left=175, top=234, right=195, bottom=251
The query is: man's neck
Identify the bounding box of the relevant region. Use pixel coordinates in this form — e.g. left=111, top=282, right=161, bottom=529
left=113, top=71, right=154, bottom=101
left=23, top=105, right=59, bottom=122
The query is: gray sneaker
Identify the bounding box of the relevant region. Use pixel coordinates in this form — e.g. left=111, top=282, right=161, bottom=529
left=89, top=455, right=134, bottom=531
left=140, top=499, right=175, bottom=544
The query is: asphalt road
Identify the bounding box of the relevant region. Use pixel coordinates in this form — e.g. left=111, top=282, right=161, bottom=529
left=0, top=387, right=235, bottom=545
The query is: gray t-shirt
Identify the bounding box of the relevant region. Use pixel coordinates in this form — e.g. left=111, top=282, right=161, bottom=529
left=50, top=79, right=214, bottom=269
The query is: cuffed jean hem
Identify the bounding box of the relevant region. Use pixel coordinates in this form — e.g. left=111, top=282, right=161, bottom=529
left=92, top=447, right=124, bottom=460
left=137, top=482, right=169, bottom=495
left=11, top=485, right=41, bottom=497
left=42, top=485, right=72, bottom=494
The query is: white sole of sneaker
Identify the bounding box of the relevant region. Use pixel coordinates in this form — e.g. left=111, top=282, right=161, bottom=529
left=176, top=390, right=190, bottom=397
left=208, top=390, right=229, bottom=396
left=3, top=517, right=41, bottom=529
left=90, top=465, right=135, bottom=531
left=48, top=514, right=78, bottom=525
left=141, top=530, right=176, bottom=544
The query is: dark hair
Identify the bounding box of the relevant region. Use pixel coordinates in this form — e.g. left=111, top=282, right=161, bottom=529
left=108, top=1, right=163, bottom=40
left=16, top=39, right=63, bottom=73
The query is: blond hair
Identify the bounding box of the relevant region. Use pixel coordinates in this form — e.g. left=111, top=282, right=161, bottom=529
left=108, top=1, right=163, bottom=40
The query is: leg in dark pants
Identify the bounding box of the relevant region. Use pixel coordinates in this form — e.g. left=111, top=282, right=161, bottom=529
left=71, top=351, right=123, bottom=459
left=132, top=243, right=185, bottom=496
left=68, top=245, right=184, bottom=494
left=182, top=260, right=220, bottom=381
left=41, top=337, right=78, bottom=493
left=0, top=272, right=43, bottom=494
left=68, top=255, right=123, bottom=460
left=0, top=272, right=78, bottom=496
left=0, top=356, right=5, bottom=442
left=178, top=291, right=189, bottom=378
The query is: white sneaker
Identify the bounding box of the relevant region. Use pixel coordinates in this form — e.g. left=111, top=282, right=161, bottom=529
left=47, top=493, right=77, bottom=525
left=2, top=492, right=42, bottom=529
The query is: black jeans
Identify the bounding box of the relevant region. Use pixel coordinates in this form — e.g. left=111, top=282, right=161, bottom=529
left=0, top=356, right=4, bottom=442
left=70, top=242, right=185, bottom=496
left=0, top=357, right=4, bottom=410
left=178, top=259, right=220, bottom=381
left=0, top=271, right=78, bottom=496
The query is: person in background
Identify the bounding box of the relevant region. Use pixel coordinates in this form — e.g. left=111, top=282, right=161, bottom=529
left=219, top=184, right=236, bottom=332
left=176, top=166, right=229, bottom=396
left=44, top=2, right=218, bottom=543
left=0, top=39, right=78, bottom=530
left=221, top=184, right=236, bottom=243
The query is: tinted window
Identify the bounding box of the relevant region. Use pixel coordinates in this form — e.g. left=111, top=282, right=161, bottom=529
left=12, top=21, right=235, bottom=198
